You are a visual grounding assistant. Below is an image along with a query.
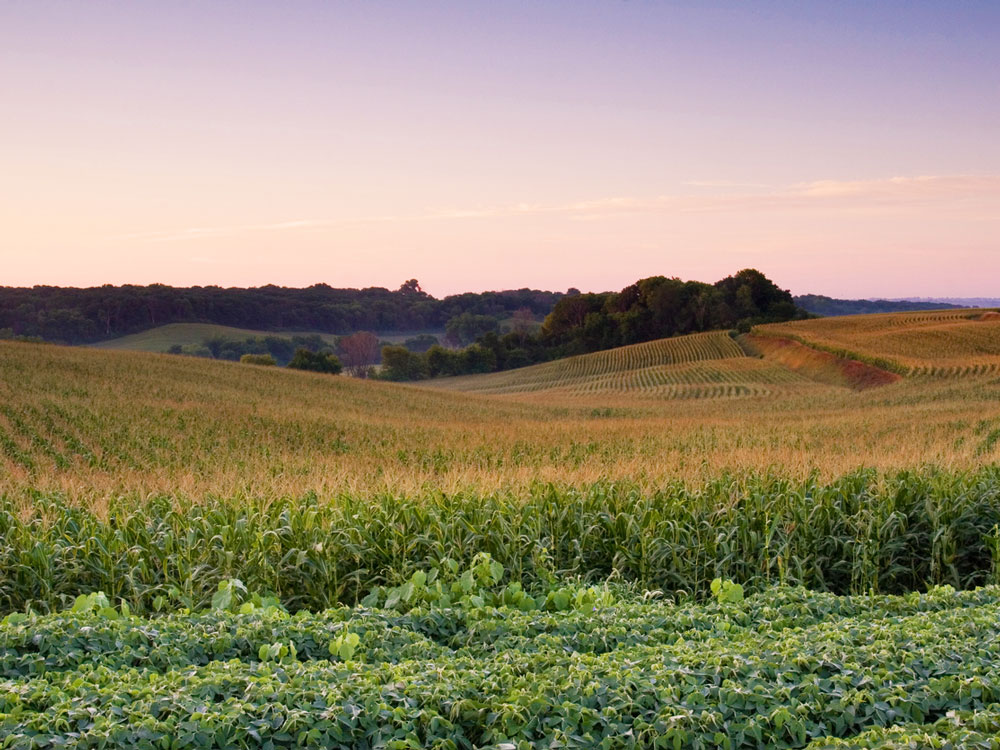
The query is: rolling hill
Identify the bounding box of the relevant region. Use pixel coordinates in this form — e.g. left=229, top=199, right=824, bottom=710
left=88, top=323, right=341, bottom=352
left=422, top=330, right=820, bottom=399
left=419, top=309, right=1000, bottom=400
left=757, top=308, right=1000, bottom=376
left=2, top=312, right=999, bottom=503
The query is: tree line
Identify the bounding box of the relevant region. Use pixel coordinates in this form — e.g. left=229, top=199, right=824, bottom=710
left=793, top=294, right=964, bottom=317
left=379, top=269, right=809, bottom=381
left=0, top=280, right=564, bottom=344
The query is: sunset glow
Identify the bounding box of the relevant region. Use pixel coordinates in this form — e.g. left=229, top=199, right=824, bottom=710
left=2, top=1, right=998, bottom=297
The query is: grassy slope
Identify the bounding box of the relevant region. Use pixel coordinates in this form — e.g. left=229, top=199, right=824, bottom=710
left=742, top=333, right=902, bottom=390
left=89, top=323, right=340, bottom=352
left=90, top=322, right=445, bottom=352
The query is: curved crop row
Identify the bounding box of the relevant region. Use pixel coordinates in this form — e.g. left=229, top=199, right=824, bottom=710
left=429, top=332, right=757, bottom=396
left=758, top=309, right=1000, bottom=377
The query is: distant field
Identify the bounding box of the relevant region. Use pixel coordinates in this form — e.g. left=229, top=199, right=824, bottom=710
left=423, top=331, right=769, bottom=396
left=90, top=322, right=444, bottom=352
left=424, top=309, right=1000, bottom=402
left=89, top=323, right=340, bottom=352
left=758, top=308, right=1000, bottom=376
left=422, top=329, right=865, bottom=399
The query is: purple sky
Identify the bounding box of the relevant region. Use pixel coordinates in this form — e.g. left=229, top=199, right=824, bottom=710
left=2, top=1, right=998, bottom=297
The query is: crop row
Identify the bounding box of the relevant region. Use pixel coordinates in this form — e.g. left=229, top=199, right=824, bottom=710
left=909, top=362, right=1000, bottom=378
left=0, top=401, right=134, bottom=474
left=3, top=585, right=1000, bottom=748
left=436, top=332, right=745, bottom=394
left=459, top=360, right=805, bottom=398
left=4, top=469, right=1000, bottom=615
left=566, top=360, right=808, bottom=394
left=758, top=311, right=1000, bottom=376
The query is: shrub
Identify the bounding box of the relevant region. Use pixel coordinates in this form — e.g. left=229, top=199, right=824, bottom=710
left=287, top=348, right=342, bottom=374
left=239, top=353, right=277, bottom=366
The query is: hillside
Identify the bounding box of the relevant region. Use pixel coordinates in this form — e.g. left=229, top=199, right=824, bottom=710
left=757, top=308, right=1000, bottom=376
left=423, top=330, right=819, bottom=398
left=88, top=323, right=341, bottom=352
left=1, top=325, right=998, bottom=503
left=423, top=309, right=1000, bottom=400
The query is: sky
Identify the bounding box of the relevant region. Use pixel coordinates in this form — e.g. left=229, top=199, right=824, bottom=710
left=1, top=1, right=998, bottom=298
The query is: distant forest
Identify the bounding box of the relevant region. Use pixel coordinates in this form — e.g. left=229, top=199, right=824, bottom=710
left=380, top=269, right=809, bottom=380
left=1, top=277, right=970, bottom=364
left=793, top=295, right=964, bottom=317
left=0, top=280, right=564, bottom=345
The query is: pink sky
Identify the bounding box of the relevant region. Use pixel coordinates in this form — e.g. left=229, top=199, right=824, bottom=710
left=1, top=1, right=998, bottom=298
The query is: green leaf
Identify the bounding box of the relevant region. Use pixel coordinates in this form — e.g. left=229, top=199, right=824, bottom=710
left=211, top=587, right=232, bottom=612
left=489, top=559, right=504, bottom=584
left=460, top=570, right=475, bottom=593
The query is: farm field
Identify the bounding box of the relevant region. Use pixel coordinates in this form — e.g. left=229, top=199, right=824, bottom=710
left=2, top=334, right=1000, bottom=503
left=758, top=308, right=1000, bottom=376
left=89, top=323, right=340, bottom=352
left=5, top=583, right=1000, bottom=749
left=91, top=322, right=444, bottom=352
left=422, top=331, right=822, bottom=398
left=3, top=314, right=1000, bottom=749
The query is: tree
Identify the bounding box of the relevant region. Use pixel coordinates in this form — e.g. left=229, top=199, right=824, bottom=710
left=380, top=345, right=428, bottom=381
left=240, top=353, right=277, bottom=366
left=398, top=279, right=424, bottom=295
left=444, top=313, right=500, bottom=347
left=337, top=331, right=380, bottom=377
left=509, top=307, right=536, bottom=343
left=287, top=348, right=342, bottom=374
left=425, top=344, right=462, bottom=377
left=403, top=334, right=439, bottom=353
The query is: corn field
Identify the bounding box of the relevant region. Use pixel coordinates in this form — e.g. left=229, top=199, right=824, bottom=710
left=424, top=331, right=751, bottom=396
left=1, top=339, right=1000, bottom=502
left=758, top=308, right=1000, bottom=375
left=4, top=469, right=1000, bottom=615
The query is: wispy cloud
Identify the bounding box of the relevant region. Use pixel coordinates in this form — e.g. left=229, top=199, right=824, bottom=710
left=109, top=174, right=1000, bottom=243
left=683, top=180, right=774, bottom=189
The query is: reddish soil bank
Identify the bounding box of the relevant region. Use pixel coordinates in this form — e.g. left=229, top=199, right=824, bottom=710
left=746, top=334, right=902, bottom=390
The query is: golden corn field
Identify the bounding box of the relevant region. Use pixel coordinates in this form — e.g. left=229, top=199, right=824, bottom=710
left=1, top=313, right=1000, bottom=506
left=759, top=309, right=1000, bottom=375
left=423, top=331, right=829, bottom=398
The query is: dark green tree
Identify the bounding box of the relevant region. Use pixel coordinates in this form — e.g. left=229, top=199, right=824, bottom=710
left=287, top=348, right=342, bottom=374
